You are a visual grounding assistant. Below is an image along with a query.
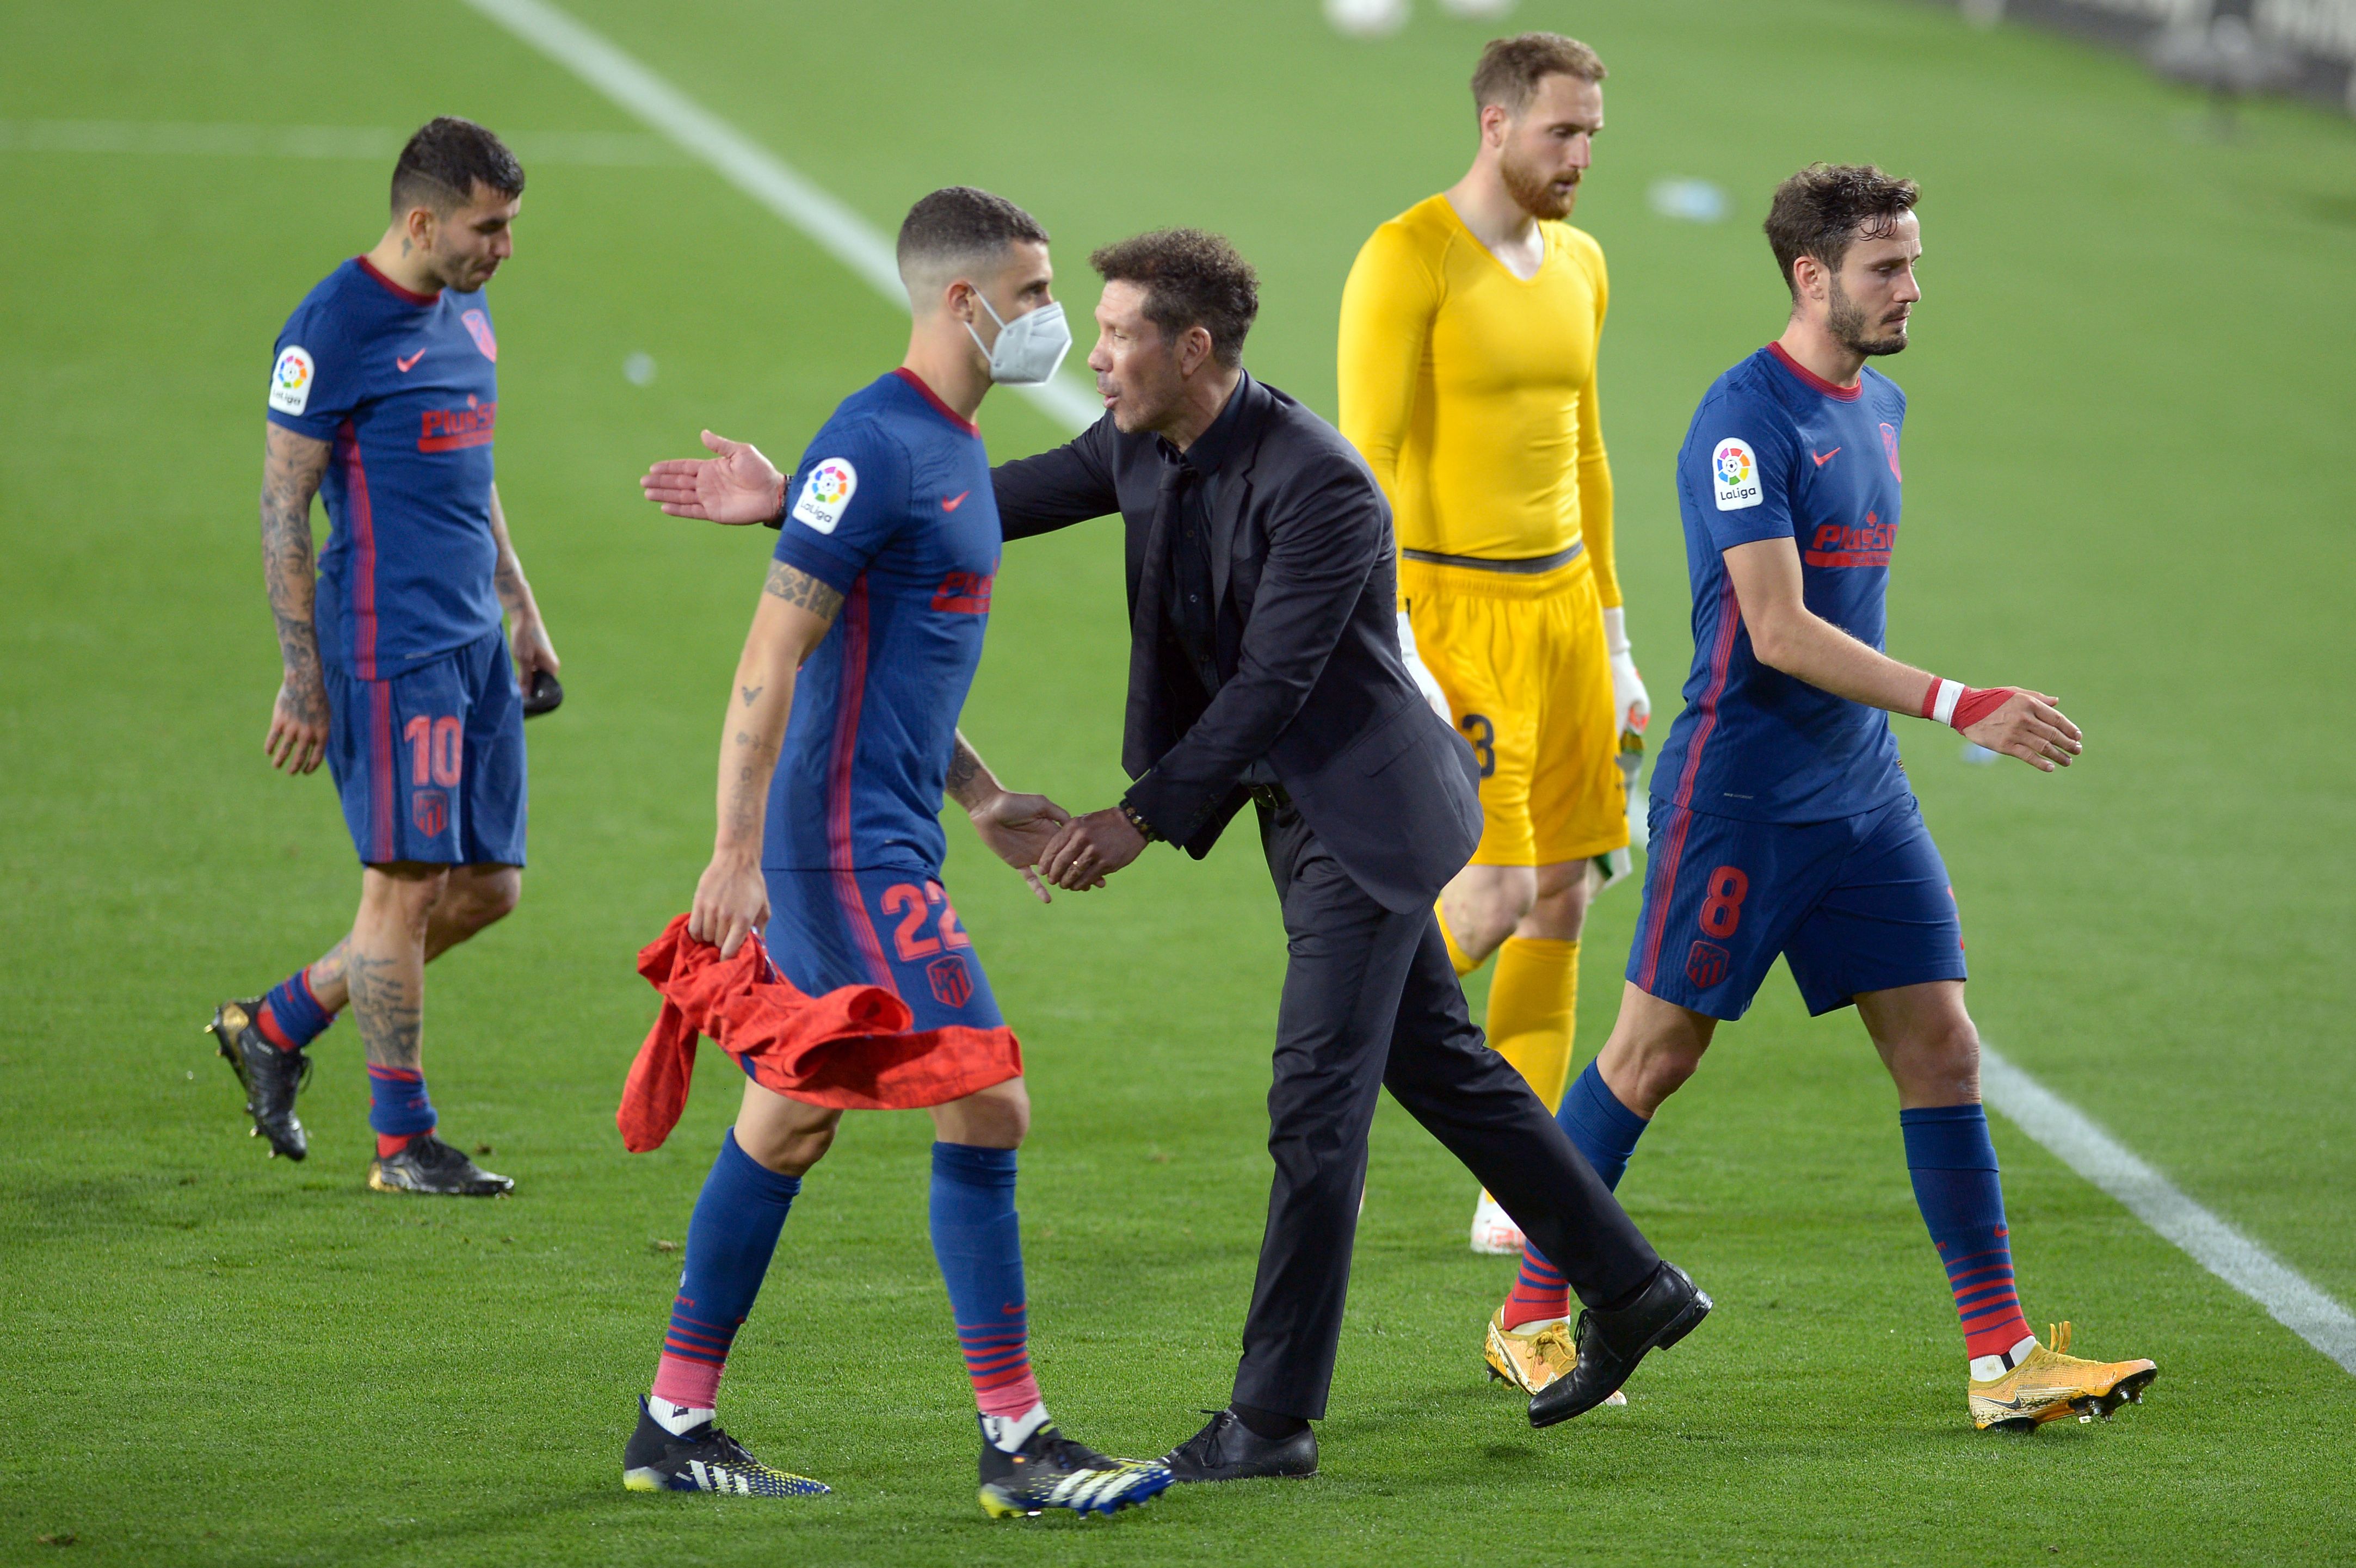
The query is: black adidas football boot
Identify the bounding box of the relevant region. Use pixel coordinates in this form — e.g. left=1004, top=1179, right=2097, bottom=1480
left=978, top=1418, right=1171, bottom=1518
left=367, top=1132, right=514, bottom=1197
left=205, top=997, right=310, bottom=1160
left=621, top=1397, right=830, bottom=1497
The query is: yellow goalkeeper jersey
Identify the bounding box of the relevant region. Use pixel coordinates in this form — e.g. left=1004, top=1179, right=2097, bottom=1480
left=1337, top=193, right=1619, bottom=606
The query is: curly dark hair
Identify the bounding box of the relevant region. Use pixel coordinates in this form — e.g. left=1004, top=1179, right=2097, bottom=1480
left=1089, top=229, right=1260, bottom=369
left=1763, top=163, right=1920, bottom=299
left=390, top=117, right=523, bottom=216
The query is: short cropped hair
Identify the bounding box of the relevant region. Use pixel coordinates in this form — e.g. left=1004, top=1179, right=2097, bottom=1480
left=1472, top=32, right=1607, bottom=116
left=1089, top=229, right=1260, bottom=369
left=1763, top=163, right=1920, bottom=299
left=390, top=117, right=525, bottom=217
left=896, top=187, right=1050, bottom=298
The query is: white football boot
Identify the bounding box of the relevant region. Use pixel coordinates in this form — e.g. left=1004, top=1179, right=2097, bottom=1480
left=1469, top=1190, right=1525, bottom=1255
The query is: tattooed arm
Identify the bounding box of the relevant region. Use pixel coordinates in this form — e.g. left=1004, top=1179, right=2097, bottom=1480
left=690, top=560, right=844, bottom=956
left=261, top=424, right=334, bottom=773
left=947, top=731, right=1077, bottom=903
left=487, top=482, right=560, bottom=689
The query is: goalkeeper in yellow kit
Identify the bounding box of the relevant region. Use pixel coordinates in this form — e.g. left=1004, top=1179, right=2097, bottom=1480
left=1339, top=33, right=1648, bottom=1268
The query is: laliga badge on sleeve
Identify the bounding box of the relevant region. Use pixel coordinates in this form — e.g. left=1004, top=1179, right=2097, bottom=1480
left=792, top=457, right=857, bottom=535
left=1711, top=437, right=1762, bottom=511
left=269, top=346, right=314, bottom=415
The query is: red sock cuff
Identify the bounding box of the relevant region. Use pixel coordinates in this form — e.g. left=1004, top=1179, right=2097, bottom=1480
left=375, top=1129, right=430, bottom=1159
left=254, top=1004, right=299, bottom=1053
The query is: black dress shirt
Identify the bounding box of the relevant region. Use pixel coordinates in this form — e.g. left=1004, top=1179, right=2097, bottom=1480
left=1159, top=373, right=1253, bottom=704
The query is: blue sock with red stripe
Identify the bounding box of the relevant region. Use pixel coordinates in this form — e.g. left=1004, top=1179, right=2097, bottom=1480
left=929, top=1142, right=1046, bottom=1446
left=256, top=968, right=334, bottom=1052
left=366, top=1065, right=436, bottom=1158
left=1502, top=1060, right=1652, bottom=1329
left=650, top=1129, right=801, bottom=1423
left=1901, top=1104, right=2037, bottom=1375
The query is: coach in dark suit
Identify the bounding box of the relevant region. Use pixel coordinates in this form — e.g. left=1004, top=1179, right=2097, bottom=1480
left=999, top=230, right=1711, bottom=1480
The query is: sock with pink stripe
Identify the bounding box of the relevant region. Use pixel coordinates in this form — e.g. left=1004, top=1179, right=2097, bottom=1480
left=649, top=1128, right=801, bottom=1424
left=929, top=1141, right=1047, bottom=1448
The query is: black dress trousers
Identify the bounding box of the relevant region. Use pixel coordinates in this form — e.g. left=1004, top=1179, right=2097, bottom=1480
left=1231, top=803, right=1662, bottom=1421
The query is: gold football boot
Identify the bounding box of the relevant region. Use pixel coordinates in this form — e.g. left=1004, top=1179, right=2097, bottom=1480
left=1483, top=1307, right=1626, bottom=1405
left=1968, top=1322, right=2157, bottom=1431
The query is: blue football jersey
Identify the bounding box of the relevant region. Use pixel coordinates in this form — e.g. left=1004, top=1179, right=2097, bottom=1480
left=266, top=258, right=503, bottom=679
left=1651, top=344, right=1911, bottom=823
left=764, top=369, right=1000, bottom=874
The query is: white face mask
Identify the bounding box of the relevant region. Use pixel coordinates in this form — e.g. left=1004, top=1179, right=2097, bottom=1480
left=965, top=292, right=1071, bottom=386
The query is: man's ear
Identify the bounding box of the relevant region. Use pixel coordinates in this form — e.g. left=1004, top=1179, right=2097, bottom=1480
left=1791, top=255, right=1826, bottom=305
left=1479, top=102, right=1512, bottom=150
left=402, top=205, right=438, bottom=250
left=1179, top=324, right=1215, bottom=379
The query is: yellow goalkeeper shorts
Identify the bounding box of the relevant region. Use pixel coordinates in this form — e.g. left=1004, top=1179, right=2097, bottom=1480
left=1402, top=548, right=1627, bottom=868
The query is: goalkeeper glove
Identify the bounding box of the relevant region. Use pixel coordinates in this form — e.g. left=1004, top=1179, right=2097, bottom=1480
left=1602, top=606, right=1650, bottom=855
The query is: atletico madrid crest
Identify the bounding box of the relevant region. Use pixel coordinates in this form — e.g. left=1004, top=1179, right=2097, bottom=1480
left=926, top=954, right=973, bottom=1009
left=411, top=788, right=449, bottom=839
left=1686, top=940, right=1730, bottom=990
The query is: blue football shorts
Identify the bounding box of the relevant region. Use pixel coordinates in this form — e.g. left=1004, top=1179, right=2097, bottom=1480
left=758, top=866, right=1007, bottom=1034
left=1625, top=792, right=1965, bottom=1021
left=324, top=627, right=527, bottom=868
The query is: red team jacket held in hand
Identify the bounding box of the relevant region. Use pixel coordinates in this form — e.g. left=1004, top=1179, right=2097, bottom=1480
left=619, top=916, right=1032, bottom=1150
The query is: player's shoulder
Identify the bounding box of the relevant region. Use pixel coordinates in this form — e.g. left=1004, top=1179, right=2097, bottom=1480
left=1356, top=196, right=1454, bottom=275
left=1685, top=350, right=1802, bottom=463
left=282, top=257, right=400, bottom=340
left=799, top=376, right=927, bottom=484
left=1548, top=220, right=1607, bottom=275
left=1860, top=364, right=1908, bottom=416
left=1694, top=349, right=1796, bottom=429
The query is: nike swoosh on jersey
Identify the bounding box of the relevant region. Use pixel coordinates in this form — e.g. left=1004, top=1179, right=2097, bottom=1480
left=397, top=350, right=426, bottom=372
left=941, top=490, right=969, bottom=513
left=1811, top=447, right=1840, bottom=467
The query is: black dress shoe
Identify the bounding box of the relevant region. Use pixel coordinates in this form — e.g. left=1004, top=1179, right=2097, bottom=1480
left=1528, top=1262, right=1712, bottom=1429
left=1163, top=1409, right=1318, bottom=1482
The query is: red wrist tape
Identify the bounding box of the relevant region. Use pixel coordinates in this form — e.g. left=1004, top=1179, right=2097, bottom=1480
left=1921, top=678, right=2016, bottom=731
left=1950, top=686, right=2015, bottom=731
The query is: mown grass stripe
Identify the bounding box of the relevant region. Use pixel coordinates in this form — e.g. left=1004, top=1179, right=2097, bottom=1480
left=1984, top=1043, right=2356, bottom=1375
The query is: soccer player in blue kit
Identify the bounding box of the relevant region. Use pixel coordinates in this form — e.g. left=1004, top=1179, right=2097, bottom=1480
left=206, top=119, right=553, bottom=1198
left=1484, top=165, right=2157, bottom=1430
left=623, top=188, right=1170, bottom=1516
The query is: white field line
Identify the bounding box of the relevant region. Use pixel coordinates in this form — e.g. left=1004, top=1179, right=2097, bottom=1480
left=0, top=120, right=681, bottom=166
left=454, top=0, right=2356, bottom=1379
left=458, top=0, right=1102, bottom=435
left=1982, top=1043, right=2356, bottom=1375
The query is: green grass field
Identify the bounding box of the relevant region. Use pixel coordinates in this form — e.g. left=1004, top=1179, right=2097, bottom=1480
left=4, top=0, right=2354, bottom=1562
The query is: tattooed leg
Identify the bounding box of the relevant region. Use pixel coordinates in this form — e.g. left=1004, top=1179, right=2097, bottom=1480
left=347, top=864, right=446, bottom=1071
left=299, top=865, right=517, bottom=1016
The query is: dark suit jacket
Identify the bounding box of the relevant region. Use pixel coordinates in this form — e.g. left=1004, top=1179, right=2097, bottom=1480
left=991, top=375, right=1482, bottom=913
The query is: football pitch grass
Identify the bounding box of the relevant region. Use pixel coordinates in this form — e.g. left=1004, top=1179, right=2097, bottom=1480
left=3, top=0, right=2353, bottom=1561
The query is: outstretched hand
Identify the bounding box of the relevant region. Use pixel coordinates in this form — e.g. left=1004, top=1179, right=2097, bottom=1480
left=1962, top=689, right=2082, bottom=772
left=969, top=791, right=1080, bottom=903
left=641, top=430, right=787, bottom=525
